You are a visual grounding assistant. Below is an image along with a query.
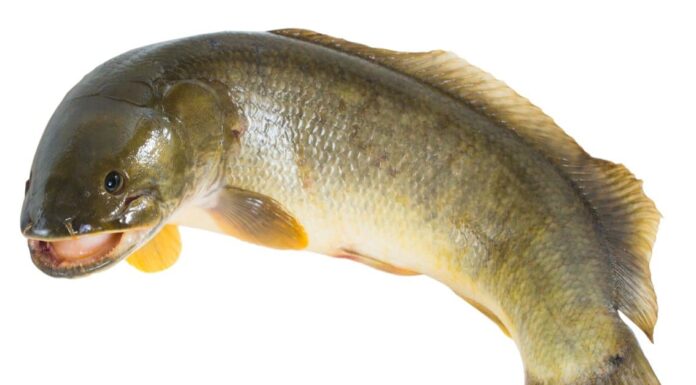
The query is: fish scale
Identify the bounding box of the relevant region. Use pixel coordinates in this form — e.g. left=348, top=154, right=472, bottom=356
left=20, top=30, right=660, bottom=385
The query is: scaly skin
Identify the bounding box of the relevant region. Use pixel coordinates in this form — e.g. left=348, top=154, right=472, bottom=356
left=21, top=32, right=658, bottom=384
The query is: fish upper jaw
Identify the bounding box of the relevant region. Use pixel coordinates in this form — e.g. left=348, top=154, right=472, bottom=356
left=20, top=211, right=113, bottom=241
left=21, top=188, right=165, bottom=240
left=21, top=214, right=84, bottom=240
left=20, top=195, right=102, bottom=240
left=20, top=204, right=165, bottom=278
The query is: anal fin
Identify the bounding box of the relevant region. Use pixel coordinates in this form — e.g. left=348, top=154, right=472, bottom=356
left=454, top=292, right=511, bottom=338
left=333, top=248, right=420, bottom=276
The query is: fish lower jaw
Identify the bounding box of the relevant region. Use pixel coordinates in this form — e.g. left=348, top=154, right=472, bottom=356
left=51, top=233, right=122, bottom=261
left=27, top=229, right=150, bottom=277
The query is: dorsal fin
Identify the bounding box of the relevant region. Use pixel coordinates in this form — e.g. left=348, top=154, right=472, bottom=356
left=271, top=29, right=661, bottom=339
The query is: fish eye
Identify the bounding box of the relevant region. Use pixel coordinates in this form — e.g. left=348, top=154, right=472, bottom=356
left=104, top=171, right=125, bottom=194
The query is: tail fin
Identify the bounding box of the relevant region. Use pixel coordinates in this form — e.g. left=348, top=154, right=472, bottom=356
left=526, top=331, right=659, bottom=385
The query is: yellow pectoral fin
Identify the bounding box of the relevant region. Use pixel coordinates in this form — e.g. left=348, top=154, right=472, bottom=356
left=127, top=225, right=182, bottom=273
left=208, top=186, right=308, bottom=250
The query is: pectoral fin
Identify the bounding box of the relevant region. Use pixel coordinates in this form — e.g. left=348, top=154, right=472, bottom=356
left=209, top=186, right=308, bottom=250
left=127, top=225, right=182, bottom=273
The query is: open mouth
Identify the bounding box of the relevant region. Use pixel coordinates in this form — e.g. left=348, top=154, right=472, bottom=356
left=28, top=229, right=152, bottom=277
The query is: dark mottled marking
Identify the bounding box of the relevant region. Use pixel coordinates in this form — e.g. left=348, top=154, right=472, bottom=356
left=608, top=354, right=624, bottom=366
left=208, top=38, right=221, bottom=50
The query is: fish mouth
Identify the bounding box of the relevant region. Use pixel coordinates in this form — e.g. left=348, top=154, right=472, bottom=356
left=27, top=228, right=154, bottom=277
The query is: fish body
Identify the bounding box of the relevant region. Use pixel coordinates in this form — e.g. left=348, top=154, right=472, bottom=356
left=20, top=30, right=661, bottom=384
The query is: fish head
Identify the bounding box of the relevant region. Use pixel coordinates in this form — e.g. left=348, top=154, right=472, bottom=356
left=21, top=92, right=189, bottom=277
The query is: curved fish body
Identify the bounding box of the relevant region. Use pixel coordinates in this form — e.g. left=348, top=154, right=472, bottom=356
left=20, top=30, right=661, bottom=384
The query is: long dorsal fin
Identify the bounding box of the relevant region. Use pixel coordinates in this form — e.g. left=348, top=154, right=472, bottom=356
left=271, top=29, right=661, bottom=339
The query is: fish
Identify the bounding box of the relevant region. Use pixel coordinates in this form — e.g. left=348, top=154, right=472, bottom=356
left=20, top=29, right=661, bottom=384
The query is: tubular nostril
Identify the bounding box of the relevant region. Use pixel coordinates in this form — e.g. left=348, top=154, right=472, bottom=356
left=22, top=214, right=49, bottom=238
left=22, top=221, right=33, bottom=235
left=63, top=218, right=77, bottom=237
left=20, top=209, right=33, bottom=235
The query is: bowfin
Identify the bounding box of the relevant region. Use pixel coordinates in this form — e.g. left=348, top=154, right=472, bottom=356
left=127, top=225, right=181, bottom=273
left=209, top=186, right=308, bottom=250
left=272, top=29, right=660, bottom=339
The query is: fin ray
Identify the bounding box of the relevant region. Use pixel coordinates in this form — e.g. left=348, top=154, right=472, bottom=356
left=334, top=248, right=421, bottom=276
left=209, top=186, right=308, bottom=250
left=127, top=225, right=181, bottom=273
left=454, top=292, right=511, bottom=338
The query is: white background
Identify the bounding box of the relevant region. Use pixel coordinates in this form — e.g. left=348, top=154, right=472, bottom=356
left=1, top=1, right=693, bottom=384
